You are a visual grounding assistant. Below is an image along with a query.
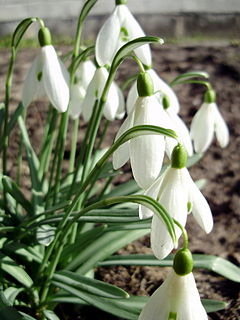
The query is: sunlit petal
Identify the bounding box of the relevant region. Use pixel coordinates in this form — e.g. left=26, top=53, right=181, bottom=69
left=212, top=102, right=229, bottom=148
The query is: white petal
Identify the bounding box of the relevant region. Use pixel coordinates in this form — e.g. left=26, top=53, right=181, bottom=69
left=138, top=271, right=174, bottom=320
left=68, top=84, right=85, bottom=119
left=82, top=67, right=106, bottom=122
left=112, top=110, right=134, bottom=169
left=167, top=108, right=193, bottom=156
left=139, top=175, right=164, bottom=219
left=129, top=96, right=166, bottom=189
left=41, top=45, right=69, bottom=112
left=151, top=168, right=188, bottom=260
left=148, top=69, right=180, bottom=113
left=77, top=60, right=96, bottom=90
left=95, top=9, right=121, bottom=66
left=126, top=80, right=138, bottom=114
left=212, top=103, right=229, bottom=148
left=115, top=86, right=126, bottom=119
left=103, top=80, right=120, bottom=121
left=190, top=102, right=215, bottom=153
left=117, top=5, right=152, bottom=66
left=184, top=168, right=213, bottom=233
left=22, top=54, right=42, bottom=107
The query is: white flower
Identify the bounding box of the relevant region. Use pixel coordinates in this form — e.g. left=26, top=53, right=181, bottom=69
left=190, top=102, right=229, bottom=153
left=68, top=60, right=96, bottom=119
left=81, top=67, right=124, bottom=122
left=138, top=269, right=208, bottom=320
left=113, top=95, right=172, bottom=189
left=126, top=69, right=180, bottom=114
left=22, top=45, right=69, bottom=112
left=96, top=3, right=151, bottom=67
left=139, top=166, right=213, bottom=260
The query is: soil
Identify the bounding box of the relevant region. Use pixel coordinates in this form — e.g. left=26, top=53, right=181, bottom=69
left=0, top=44, right=239, bottom=319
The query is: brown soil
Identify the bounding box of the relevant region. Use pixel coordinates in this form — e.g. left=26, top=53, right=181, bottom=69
left=0, top=44, right=239, bottom=319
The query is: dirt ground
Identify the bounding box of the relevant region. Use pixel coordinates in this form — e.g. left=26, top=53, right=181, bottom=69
left=0, top=44, right=239, bottom=319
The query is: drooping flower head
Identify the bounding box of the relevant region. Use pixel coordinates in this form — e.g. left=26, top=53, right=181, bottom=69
left=81, top=66, right=124, bottom=122
left=96, top=0, right=152, bottom=68
left=113, top=71, right=172, bottom=189
left=139, top=249, right=208, bottom=320
left=190, top=89, right=229, bottom=153
left=22, top=26, right=69, bottom=112
left=68, top=60, right=96, bottom=120
left=139, top=144, right=213, bottom=260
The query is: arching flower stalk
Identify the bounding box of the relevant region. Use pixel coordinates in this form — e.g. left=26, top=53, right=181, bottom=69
left=22, top=26, right=69, bottom=112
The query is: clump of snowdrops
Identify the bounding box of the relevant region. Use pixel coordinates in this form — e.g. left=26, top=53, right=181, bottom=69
left=0, top=0, right=239, bottom=319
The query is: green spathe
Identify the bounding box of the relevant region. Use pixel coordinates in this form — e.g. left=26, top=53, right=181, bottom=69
left=38, top=27, right=52, bottom=47
left=171, top=144, right=188, bottom=169
left=204, top=89, right=216, bottom=103
left=137, top=72, right=154, bottom=97
left=173, top=248, right=193, bottom=275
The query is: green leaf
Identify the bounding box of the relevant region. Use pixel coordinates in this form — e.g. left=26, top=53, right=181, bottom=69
left=3, top=242, right=43, bottom=263
left=99, top=254, right=240, bottom=283
left=19, top=313, right=37, bottom=320
left=0, top=252, right=33, bottom=287
left=3, top=288, right=24, bottom=306
left=36, top=225, right=55, bottom=246
left=18, top=116, right=43, bottom=210
left=66, top=229, right=149, bottom=274
left=2, top=176, right=34, bottom=214
left=43, top=310, right=60, bottom=320
left=53, top=270, right=129, bottom=299
left=104, top=179, right=139, bottom=198
left=0, top=291, right=27, bottom=320
left=186, top=152, right=204, bottom=168
left=78, top=0, right=97, bottom=26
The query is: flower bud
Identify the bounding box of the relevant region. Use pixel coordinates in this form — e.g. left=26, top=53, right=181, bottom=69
left=137, top=72, right=154, bottom=97
left=116, top=0, right=127, bottom=4
left=173, top=248, right=193, bottom=276
left=204, top=89, right=216, bottom=103
left=38, top=27, right=52, bottom=47
left=171, top=144, right=187, bottom=169
left=163, top=94, right=170, bottom=110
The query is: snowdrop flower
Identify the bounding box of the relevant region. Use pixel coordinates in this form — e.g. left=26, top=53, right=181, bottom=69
left=139, top=144, right=213, bottom=260
left=68, top=60, right=96, bottom=119
left=81, top=66, right=124, bottom=122
left=96, top=0, right=151, bottom=68
left=139, top=249, right=208, bottom=320
left=113, top=72, right=173, bottom=189
left=126, top=68, right=180, bottom=114
left=190, top=89, right=229, bottom=153
left=22, top=27, right=69, bottom=112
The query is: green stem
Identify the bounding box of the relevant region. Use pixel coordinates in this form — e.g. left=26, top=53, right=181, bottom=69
left=68, top=118, right=79, bottom=184
left=173, top=219, right=188, bottom=249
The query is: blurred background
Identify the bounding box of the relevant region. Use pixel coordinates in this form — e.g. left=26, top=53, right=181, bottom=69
left=0, top=0, right=239, bottom=44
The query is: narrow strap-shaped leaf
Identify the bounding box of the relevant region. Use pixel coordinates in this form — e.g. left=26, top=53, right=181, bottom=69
left=3, top=287, right=24, bottom=306
left=2, top=176, right=34, bottom=214
left=18, top=116, right=43, bottom=211
left=104, top=179, right=139, bottom=198
left=66, top=229, right=149, bottom=273
left=3, top=242, right=43, bottom=263
left=0, top=252, right=33, bottom=287
left=53, top=270, right=129, bottom=299
left=99, top=254, right=240, bottom=282
left=43, top=310, right=60, bottom=320
left=11, top=18, right=38, bottom=49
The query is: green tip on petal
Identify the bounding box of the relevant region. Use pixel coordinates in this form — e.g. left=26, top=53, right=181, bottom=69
left=137, top=72, right=154, bottom=97
left=38, top=27, right=52, bottom=47
left=204, top=89, right=216, bottom=103
left=116, top=0, right=127, bottom=5
left=171, top=144, right=188, bottom=169
left=168, top=311, right=177, bottom=320
left=163, top=94, right=170, bottom=109
left=173, top=248, right=193, bottom=276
